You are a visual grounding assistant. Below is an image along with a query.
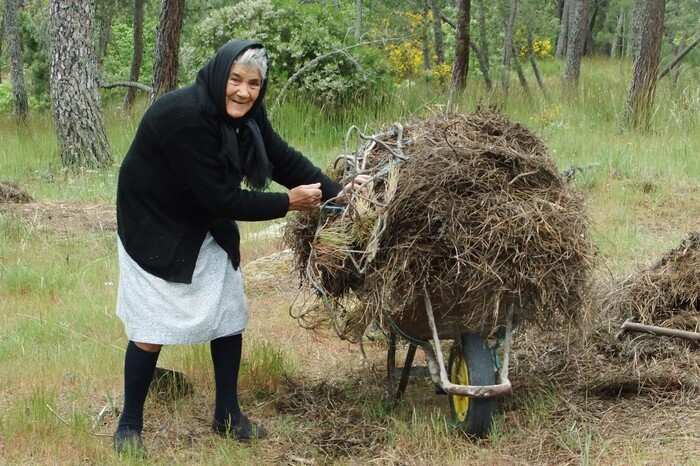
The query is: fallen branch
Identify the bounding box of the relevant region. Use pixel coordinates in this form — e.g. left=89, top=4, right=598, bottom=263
left=100, top=80, right=152, bottom=93
left=657, top=34, right=700, bottom=80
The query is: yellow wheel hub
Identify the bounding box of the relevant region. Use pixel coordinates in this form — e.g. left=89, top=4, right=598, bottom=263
left=450, top=355, right=470, bottom=422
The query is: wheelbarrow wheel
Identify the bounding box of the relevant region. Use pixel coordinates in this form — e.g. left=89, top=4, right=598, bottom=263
left=448, top=332, right=496, bottom=438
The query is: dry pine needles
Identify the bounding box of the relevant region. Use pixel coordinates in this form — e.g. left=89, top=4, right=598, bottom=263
left=603, top=232, right=700, bottom=331
left=284, top=108, right=595, bottom=343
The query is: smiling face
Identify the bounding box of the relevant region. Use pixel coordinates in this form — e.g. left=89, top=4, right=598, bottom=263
left=225, top=63, right=262, bottom=118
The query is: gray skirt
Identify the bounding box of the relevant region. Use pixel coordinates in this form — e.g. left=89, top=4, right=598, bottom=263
left=116, top=233, right=248, bottom=345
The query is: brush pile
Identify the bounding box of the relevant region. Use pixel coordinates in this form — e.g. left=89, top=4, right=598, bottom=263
left=284, top=108, right=594, bottom=342
left=0, top=181, right=33, bottom=203
left=603, top=232, right=700, bottom=331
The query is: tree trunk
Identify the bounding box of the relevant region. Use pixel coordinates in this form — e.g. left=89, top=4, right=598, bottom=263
left=555, top=0, right=570, bottom=59
left=441, top=11, right=490, bottom=89
left=622, top=0, right=665, bottom=131
left=97, top=15, right=112, bottom=67
left=5, top=0, right=29, bottom=121
left=627, top=0, right=644, bottom=60
left=49, top=0, right=112, bottom=170
left=474, top=0, right=491, bottom=90
left=151, top=0, right=184, bottom=103
left=355, top=0, right=362, bottom=42
left=451, top=0, right=471, bottom=90
left=421, top=1, right=431, bottom=70
left=585, top=0, right=598, bottom=55
left=562, top=0, right=589, bottom=86
left=511, top=44, right=529, bottom=93
left=593, top=0, right=611, bottom=56
left=610, top=9, right=624, bottom=58
left=527, top=27, right=547, bottom=93
left=501, top=0, right=518, bottom=91
left=429, top=0, right=444, bottom=63
left=123, top=0, right=145, bottom=110
left=0, top=19, right=4, bottom=84
left=502, top=0, right=517, bottom=67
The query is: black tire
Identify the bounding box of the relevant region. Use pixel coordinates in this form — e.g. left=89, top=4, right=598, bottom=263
left=447, top=333, right=497, bottom=438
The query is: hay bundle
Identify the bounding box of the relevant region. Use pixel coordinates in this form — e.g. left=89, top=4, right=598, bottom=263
left=284, top=108, right=594, bottom=342
left=0, top=181, right=33, bottom=203
left=604, top=232, right=700, bottom=330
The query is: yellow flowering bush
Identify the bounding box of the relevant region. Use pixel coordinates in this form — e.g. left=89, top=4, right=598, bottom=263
left=430, top=62, right=452, bottom=85
left=530, top=104, right=563, bottom=127
left=518, top=38, right=554, bottom=60
left=385, top=10, right=451, bottom=84
left=387, top=41, right=423, bottom=82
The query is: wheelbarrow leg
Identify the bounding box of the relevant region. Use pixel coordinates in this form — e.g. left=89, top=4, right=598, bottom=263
left=387, top=331, right=397, bottom=398
left=387, top=331, right=418, bottom=405
left=395, top=343, right=417, bottom=403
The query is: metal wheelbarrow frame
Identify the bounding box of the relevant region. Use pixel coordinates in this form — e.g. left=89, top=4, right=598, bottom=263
left=385, top=292, right=517, bottom=437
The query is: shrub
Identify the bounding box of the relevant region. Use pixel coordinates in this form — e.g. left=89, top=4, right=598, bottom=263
left=183, top=0, right=388, bottom=105
left=101, top=16, right=158, bottom=85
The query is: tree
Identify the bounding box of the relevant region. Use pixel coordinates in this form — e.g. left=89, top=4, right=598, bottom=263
left=355, top=0, right=362, bottom=41
left=563, top=0, right=589, bottom=86
left=5, top=0, right=29, bottom=121
left=151, top=0, right=184, bottom=103
left=526, top=26, right=547, bottom=93
left=473, top=0, right=492, bottom=90
left=440, top=9, right=492, bottom=90
left=555, top=0, right=569, bottom=59
left=49, top=0, right=112, bottom=169
left=123, top=0, right=145, bottom=109
left=501, top=0, right=518, bottom=91
left=627, top=0, right=645, bottom=59
left=610, top=7, right=624, bottom=58
left=451, top=0, right=471, bottom=89
left=428, top=0, right=444, bottom=63
left=657, top=34, right=700, bottom=80
left=622, top=0, right=666, bottom=131
left=0, top=15, right=4, bottom=84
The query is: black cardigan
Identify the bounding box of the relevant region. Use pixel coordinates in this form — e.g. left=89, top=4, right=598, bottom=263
left=116, top=86, right=341, bottom=283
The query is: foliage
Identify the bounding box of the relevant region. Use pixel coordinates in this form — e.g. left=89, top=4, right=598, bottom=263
left=18, top=6, right=51, bottom=110
left=377, top=9, right=453, bottom=85
left=2, top=55, right=700, bottom=463
left=183, top=0, right=388, bottom=105
left=100, top=15, right=158, bottom=84
left=518, top=37, right=555, bottom=60
left=0, top=81, right=13, bottom=113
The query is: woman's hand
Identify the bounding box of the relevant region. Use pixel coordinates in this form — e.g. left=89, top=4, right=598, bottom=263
left=288, top=183, right=323, bottom=211
left=336, top=174, right=372, bottom=205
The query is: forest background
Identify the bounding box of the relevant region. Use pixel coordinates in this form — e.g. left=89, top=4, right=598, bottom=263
left=1, top=0, right=699, bottom=464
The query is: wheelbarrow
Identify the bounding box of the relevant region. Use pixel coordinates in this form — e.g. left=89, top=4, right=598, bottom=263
left=383, top=290, right=520, bottom=438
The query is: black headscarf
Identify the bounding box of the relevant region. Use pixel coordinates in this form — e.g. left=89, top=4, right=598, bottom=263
left=195, top=40, right=272, bottom=190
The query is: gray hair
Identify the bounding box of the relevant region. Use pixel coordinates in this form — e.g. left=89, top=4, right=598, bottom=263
left=234, top=47, right=268, bottom=80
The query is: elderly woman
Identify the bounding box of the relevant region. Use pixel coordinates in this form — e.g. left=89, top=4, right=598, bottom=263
left=114, top=39, right=368, bottom=455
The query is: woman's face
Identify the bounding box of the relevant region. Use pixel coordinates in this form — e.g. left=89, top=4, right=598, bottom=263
left=225, top=63, right=262, bottom=118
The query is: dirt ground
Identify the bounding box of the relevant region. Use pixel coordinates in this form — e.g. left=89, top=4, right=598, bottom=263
left=3, top=195, right=700, bottom=464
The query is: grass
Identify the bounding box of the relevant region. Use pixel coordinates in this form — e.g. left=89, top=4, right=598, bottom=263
left=1, top=56, right=700, bottom=464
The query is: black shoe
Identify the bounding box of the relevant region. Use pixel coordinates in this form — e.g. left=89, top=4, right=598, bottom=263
left=113, top=427, right=145, bottom=457
left=211, top=414, right=269, bottom=441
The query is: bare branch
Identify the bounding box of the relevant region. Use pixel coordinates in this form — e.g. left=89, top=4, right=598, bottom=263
left=100, top=80, right=153, bottom=93
left=657, top=34, right=700, bottom=80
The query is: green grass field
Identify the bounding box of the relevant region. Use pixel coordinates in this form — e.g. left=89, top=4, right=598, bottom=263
left=1, top=57, right=699, bottom=464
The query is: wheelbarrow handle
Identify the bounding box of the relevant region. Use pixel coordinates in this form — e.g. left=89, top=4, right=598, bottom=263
left=615, top=318, right=700, bottom=342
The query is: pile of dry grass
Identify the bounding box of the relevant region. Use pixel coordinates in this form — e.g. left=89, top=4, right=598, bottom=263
left=560, top=233, right=700, bottom=393
left=284, top=108, right=594, bottom=342
left=0, top=181, right=33, bottom=203
left=603, top=232, right=700, bottom=331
